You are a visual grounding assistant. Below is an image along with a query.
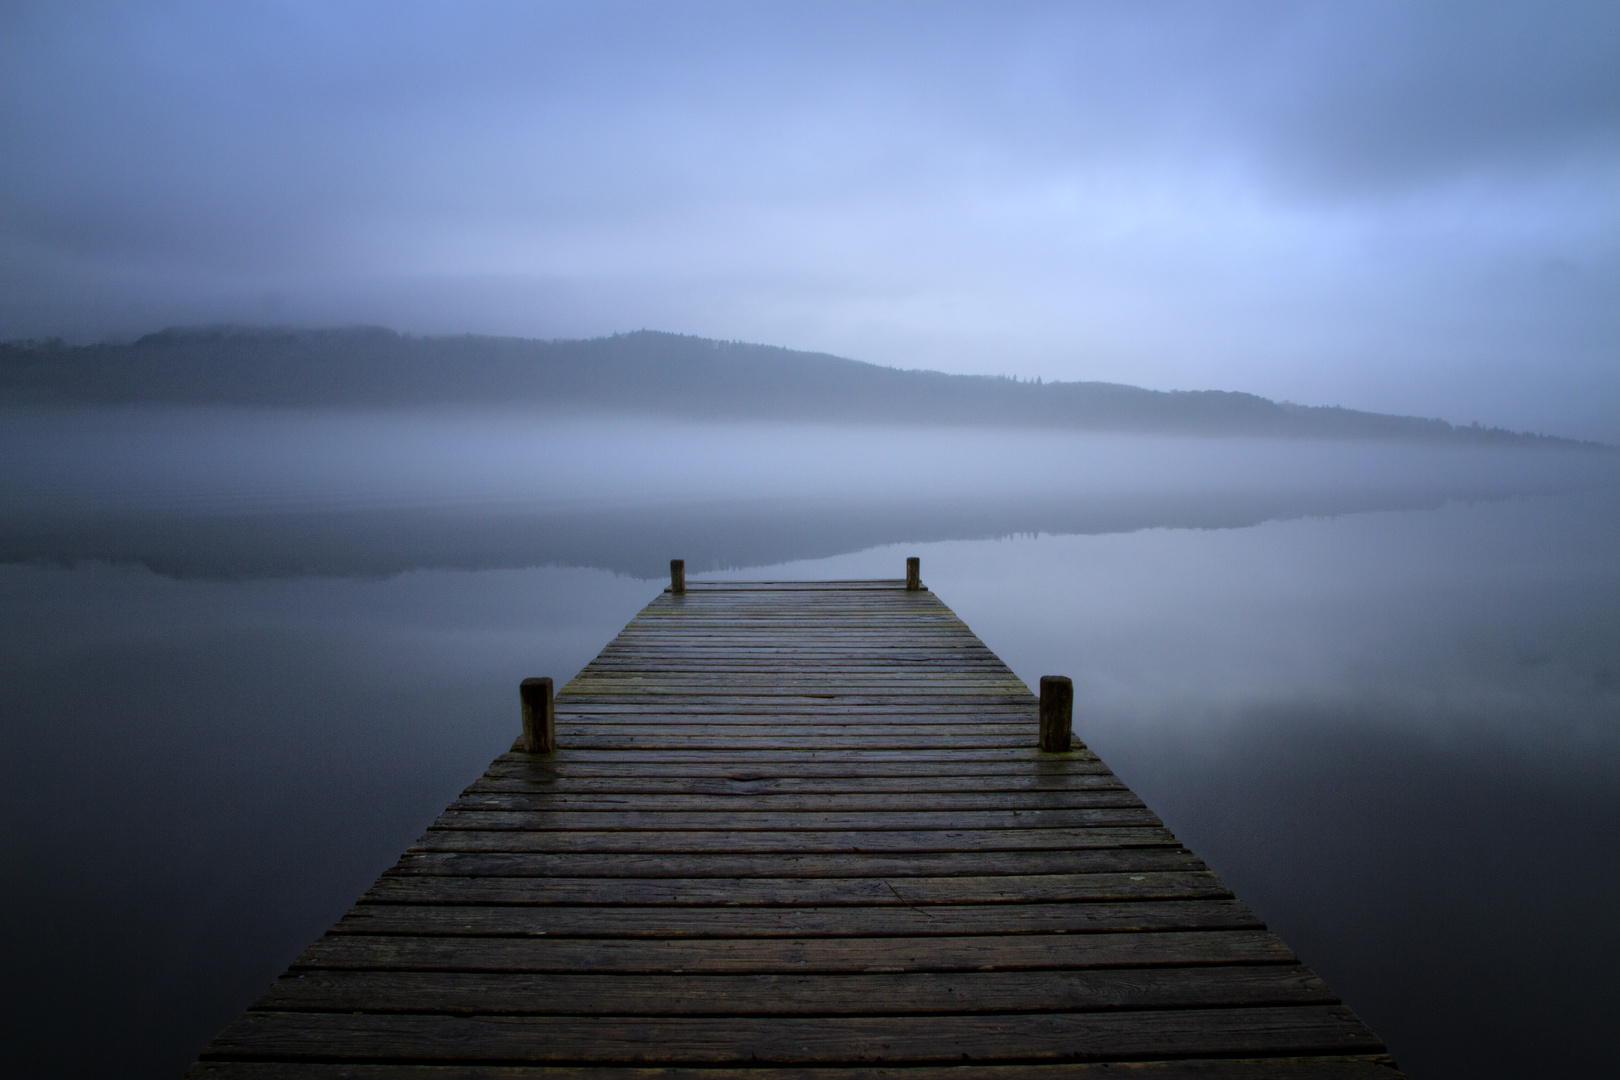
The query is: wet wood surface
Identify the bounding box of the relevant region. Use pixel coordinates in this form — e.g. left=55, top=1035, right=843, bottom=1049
left=189, top=578, right=1399, bottom=1077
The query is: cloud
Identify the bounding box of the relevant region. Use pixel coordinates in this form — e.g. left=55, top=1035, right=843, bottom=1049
left=1, top=0, right=1616, bottom=437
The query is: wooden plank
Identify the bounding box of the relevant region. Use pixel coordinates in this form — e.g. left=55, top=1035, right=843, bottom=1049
left=560, top=686, right=1036, bottom=695
left=292, top=930, right=1296, bottom=974
left=551, top=699, right=1036, bottom=710
left=525, top=736, right=1044, bottom=750
left=430, top=808, right=1165, bottom=831
left=252, top=965, right=1337, bottom=1015
left=575, top=669, right=1016, bottom=676
left=329, top=900, right=1265, bottom=937
left=186, top=1058, right=1405, bottom=1079
left=202, top=1006, right=1384, bottom=1064
left=496, top=747, right=1103, bottom=761
left=565, top=693, right=1021, bottom=700
left=529, top=708, right=1035, bottom=722
left=575, top=663, right=1021, bottom=671
left=465, top=773, right=1130, bottom=793
left=409, top=826, right=1177, bottom=854
left=581, top=651, right=1015, bottom=659
left=479, top=759, right=1111, bottom=778
left=360, top=870, right=1231, bottom=906
left=383, top=847, right=1206, bottom=879
left=444, top=791, right=1148, bottom=812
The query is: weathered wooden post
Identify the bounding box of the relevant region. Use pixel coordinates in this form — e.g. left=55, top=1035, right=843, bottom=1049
left=520, top=676, right=555, bottom=754
left=1039, top=675, right=1073, bottom=752
left=905, top=556, right=921, bottom=591
left=670, top=558, right=686, bottom=594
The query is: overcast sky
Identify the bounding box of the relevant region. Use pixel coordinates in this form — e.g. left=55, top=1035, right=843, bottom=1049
left=2, top=1, right=1616, bottom=438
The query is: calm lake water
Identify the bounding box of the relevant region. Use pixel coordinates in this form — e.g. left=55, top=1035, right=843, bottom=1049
left=2, top=407, right=1617, bottom=1078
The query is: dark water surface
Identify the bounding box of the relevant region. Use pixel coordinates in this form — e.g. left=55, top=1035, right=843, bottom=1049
left=2, top=408, right=1617, bottom=1078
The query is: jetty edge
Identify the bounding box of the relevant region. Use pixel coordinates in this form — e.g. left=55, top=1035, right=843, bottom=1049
left=187, top=558, right=1401, bottom=1077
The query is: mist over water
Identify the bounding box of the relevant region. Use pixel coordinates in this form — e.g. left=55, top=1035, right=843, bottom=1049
left=2, top=405, right=1617, bottom=1078
left=6, top=405, right=1609, bottom=512
left=3, top=405, right=1611, bottom=577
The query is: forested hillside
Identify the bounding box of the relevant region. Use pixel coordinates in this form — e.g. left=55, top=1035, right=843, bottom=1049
left=0, top=326, right=1589, bottom=445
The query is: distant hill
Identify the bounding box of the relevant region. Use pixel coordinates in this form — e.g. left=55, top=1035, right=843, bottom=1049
left=0, top=325, right=1598, bottom=446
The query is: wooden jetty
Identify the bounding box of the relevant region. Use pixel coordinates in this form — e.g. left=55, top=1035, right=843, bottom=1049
left=188, top=561, right=1399, bottom=1078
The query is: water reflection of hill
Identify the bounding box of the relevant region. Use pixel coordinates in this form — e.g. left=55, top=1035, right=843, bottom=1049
left=1, top=486, right=1553, bottom=580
